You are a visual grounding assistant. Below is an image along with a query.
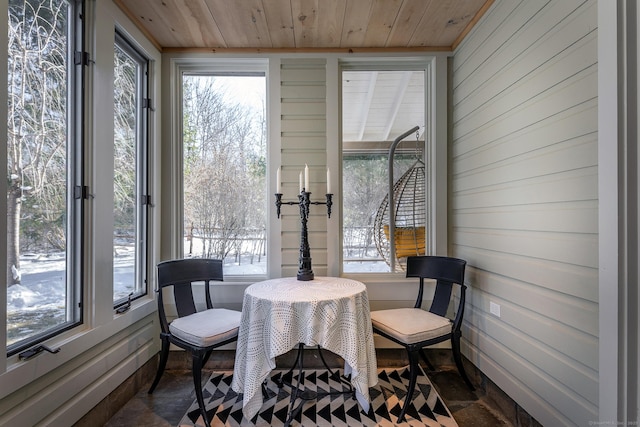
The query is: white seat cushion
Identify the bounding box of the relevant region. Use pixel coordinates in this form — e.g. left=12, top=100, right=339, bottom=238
left=370, top=308, right=452, bottom=344
left=169, top=308, right=241, bottom=347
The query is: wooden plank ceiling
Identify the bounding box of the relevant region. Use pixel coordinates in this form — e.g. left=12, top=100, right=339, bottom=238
left=114, top=0, right=493, bottom=143
left=115, top=0, right=492, bottom=52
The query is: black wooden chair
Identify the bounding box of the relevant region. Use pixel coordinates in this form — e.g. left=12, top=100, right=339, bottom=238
left=370, top=255, right=474, bottom=422
left=148, top=258, right=241, bottom=427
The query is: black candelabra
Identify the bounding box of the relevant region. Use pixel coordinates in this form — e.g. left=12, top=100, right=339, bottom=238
left=275, top=190, right=333, bottom=281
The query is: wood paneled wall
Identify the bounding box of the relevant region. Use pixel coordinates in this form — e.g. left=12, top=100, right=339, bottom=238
left=450, top=0, right=598, bottom=425
left=279, top=58, right=330, bottom=277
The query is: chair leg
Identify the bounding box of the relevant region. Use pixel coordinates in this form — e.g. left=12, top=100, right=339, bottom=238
left=192, top=352, right=211, bottom=427
left=451, top=334, right=475, bottom=390
left=419, top=348, right=435, bottom=371
left=203, top=349, right=213, bottom=366
left=148, top=338, right=170, bottom=394
left=398, top=350, right=419, bottom=423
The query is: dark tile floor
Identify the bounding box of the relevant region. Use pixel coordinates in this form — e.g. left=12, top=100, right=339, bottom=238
left=103, top=349, right=515, bottom=427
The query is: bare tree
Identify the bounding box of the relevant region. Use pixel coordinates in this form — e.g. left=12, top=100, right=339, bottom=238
left=182, top=76, right=266, bottom=262
left=113, top=44, right=137, bottom=237
left=7, top=0, right=69, bottom=287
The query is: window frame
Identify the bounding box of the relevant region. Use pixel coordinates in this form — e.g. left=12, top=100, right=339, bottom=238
left=112, top=30, right=150, bottom=308
left=170, top=58, right=270, bottom=283
left=338, top=57, right=447, bottom=279
left=6, top=0, right=85, bottom=357
left=0, top=0, right=161, bottom=402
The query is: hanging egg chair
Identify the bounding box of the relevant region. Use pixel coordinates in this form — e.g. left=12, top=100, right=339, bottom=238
left=373, top=126, right=426, bottom=271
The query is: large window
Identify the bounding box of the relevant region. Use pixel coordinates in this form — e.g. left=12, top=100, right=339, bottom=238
left=342, top=69, right=426, bottom=273
left=182, top=73, right=267, bottom=276
left=113, top=32, right=149, bottom=305
left=6, top=0, right=82, bottom=352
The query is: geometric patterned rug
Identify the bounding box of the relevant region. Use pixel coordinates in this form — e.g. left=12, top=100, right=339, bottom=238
left=178, top=366, right=458, bottom=427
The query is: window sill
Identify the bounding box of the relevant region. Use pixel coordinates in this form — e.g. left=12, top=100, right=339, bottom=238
left=1, top=298, right=157, bottom=399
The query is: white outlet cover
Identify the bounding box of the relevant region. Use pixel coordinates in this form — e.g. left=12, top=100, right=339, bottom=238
left=490, top=301, right=501, bottom=317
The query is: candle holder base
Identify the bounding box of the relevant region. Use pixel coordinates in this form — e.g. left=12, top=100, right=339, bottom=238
left=297, top=254, right=314, bottom=280
left=296, top=270, right=314, bottom=281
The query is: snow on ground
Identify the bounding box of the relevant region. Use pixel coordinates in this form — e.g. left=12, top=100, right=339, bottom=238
left=7, top=253, right=67, bottom=311
left=7, top=247, right=271, bottom=313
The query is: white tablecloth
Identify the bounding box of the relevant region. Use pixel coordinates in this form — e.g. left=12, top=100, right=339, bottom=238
left=231, top=276, right=378, bottom=421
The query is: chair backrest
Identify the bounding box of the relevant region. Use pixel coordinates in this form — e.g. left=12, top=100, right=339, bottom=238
left=405, top=255, right=467, bottom=319
left=156, top=258, right=223, bottom=333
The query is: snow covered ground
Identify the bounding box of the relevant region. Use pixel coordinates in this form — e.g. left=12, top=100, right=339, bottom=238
left=7, top=252, right=67, bottom=312
left=6, top=246, right=270, bottom=345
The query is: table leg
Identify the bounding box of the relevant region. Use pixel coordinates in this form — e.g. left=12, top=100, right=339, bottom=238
left=284, top=343, right=308, bottom=427
left=316, top=345, right=355, bottom=390
left=281, top=343, right=356, bottom=427
left=277, top=344, right=354, bottom=391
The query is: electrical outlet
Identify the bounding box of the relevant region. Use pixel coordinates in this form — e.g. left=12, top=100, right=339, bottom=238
left=490, top=301, right=501, bottom=317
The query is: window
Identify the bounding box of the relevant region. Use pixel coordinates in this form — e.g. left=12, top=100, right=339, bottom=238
left=113, top=32, right=149, bottom=305
left=182, top=73, right=267, bottom=276
left=341, top=68, right=426, bottom=273
left=7, top=0, right=82, bottom=352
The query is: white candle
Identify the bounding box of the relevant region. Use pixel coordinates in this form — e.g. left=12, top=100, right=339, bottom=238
left=326, top=167, right=331, bottom=194
left=276, top=167, right=281, bottom=194
left=299, top=171, right=303, bottom=193
left=304, top=164, right=309, bottom=191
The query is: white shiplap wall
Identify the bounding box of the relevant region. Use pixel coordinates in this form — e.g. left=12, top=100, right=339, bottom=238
left=450, top=1, right=598, bottom=425
left=279, top=58, right=329, bottom=277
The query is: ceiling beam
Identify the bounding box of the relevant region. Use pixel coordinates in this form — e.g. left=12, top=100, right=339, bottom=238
left=382, top=71, right=412, bottom=141
left=356, top=72, right=378, bottom=141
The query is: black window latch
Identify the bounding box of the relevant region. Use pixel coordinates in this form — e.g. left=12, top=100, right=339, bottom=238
left=116, top=292, right=133, bottom=314
left=19, top=344, right=61, bottom=361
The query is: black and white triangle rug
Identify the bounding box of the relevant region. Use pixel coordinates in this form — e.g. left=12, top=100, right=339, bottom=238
left=178, top=366, right=458, bottom=427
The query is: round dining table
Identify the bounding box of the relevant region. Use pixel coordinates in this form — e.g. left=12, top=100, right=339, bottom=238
left=231, top=276, right=378, bottom=421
